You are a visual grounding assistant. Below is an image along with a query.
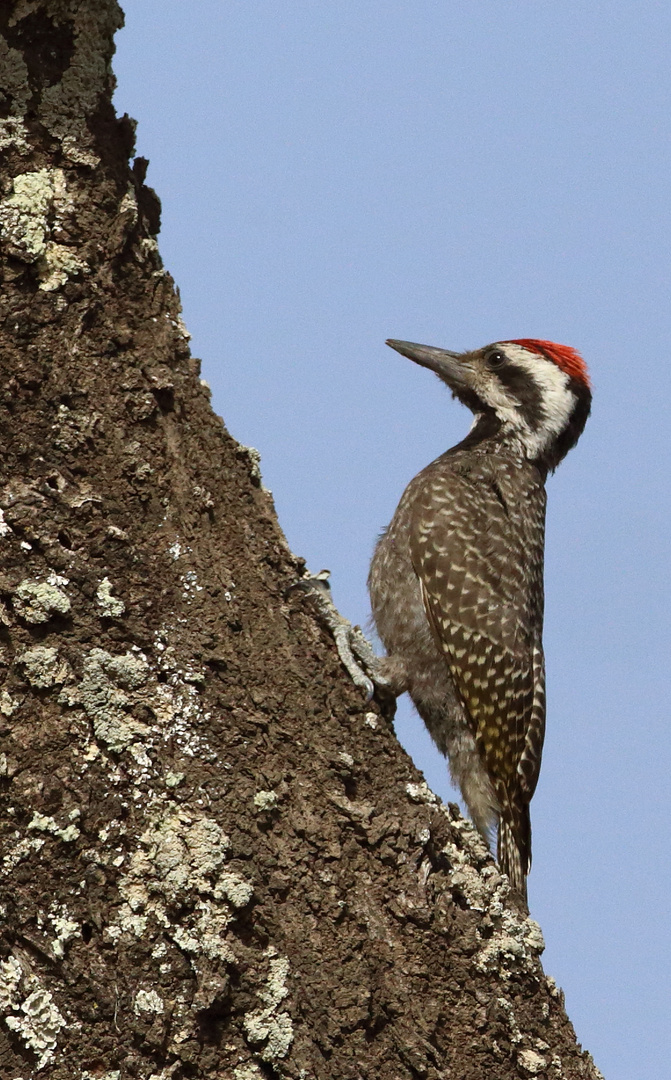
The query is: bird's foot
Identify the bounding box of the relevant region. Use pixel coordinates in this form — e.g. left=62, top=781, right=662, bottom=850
left=295, top=569, right=395, bottom=704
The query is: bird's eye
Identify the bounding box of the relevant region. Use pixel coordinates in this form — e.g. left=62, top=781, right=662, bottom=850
left=487, top=350, right=506, bottom=369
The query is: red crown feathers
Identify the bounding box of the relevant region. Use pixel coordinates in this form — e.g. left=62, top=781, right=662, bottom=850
left=507, top=339, right=591, bottom=388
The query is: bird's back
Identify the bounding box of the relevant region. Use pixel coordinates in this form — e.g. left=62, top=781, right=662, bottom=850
left=369, top=448, right=548, bottom=895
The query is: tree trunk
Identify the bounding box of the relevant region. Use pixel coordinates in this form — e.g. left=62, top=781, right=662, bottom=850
left=0, top=4, right=603, bottom=1078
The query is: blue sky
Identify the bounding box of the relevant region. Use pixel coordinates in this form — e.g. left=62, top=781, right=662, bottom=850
left=114, top=4, right=671, bottom=1075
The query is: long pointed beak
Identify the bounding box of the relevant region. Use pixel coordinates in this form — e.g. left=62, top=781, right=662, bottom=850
left=385, top=339, right=470, bottom=389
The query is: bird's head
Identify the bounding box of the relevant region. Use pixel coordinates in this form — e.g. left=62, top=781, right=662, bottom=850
left=386, top=337, right=592, bottom=471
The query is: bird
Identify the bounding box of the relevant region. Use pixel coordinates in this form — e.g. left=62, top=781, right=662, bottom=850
left=367, top=337, right=591, bottom=901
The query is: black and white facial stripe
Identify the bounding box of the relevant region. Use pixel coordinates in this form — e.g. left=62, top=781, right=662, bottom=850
left=470, top=343, right=588, bottom=465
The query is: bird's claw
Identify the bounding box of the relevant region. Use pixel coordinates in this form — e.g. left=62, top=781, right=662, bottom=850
left=295, top=569, right=390, bottom=702
left=332, top=622, right=375, bottom=699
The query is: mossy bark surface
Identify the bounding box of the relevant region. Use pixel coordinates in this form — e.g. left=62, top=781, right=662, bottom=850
left=0, top=4, right=603, bottom=1078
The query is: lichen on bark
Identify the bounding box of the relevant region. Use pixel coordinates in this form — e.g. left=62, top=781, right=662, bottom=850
left=0, top=2, right=604, bottom=1078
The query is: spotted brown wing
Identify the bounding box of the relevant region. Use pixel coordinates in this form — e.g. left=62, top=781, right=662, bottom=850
left=409, top=461, right=546, bottom=833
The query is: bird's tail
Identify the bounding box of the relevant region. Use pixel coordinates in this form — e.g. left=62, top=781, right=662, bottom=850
left=497, top=805, right=531, bottom=903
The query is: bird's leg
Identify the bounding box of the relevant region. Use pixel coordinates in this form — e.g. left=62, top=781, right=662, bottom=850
left=295, top=570, right=405, bottom=705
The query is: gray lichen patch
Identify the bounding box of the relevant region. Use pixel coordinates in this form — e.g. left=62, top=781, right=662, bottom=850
left=182, top=816, right=231, bottom=881
left=441, top=810, right=501, bottom=911
left=52, top=403, right=102, bottom=451
left=242, top=949, right=294, bottom=1065
left=0, top=170, right=54, bottom=261
left=0, top=690, right=18, bottom=717
left=518, top=1048, right=550, bottom=1075
left=40, top=240, right=88, bottom=292
left=95, top=576, right=126, bottom=617
left=438, top=809, right=545, bottom=980
left=16, top=645, right=72, bottom=689
left=78, top=648, right=151, bottom=752
left=233, top=1065, right=264, bottom=1080
left=474, top=906, right=545, bottom=979
left=46, top=905, right=80, bottom=960
left=120, top=808, right=231, bottom=908
left=0, top=956, right=22, bottom=1014
left=405, top=781, right=438, bottom=805
left=214, top=871, right=255, bottom=909
left=0, top=168, right=88, bottom=289
left=14, top=578, right=71, bottom=624
left=134, top=988, right=164, bottom=1015
left=28, top=810, right=81, bottom=844
left=2, top=835, right=46, bottom=875
left=34, top=637, right=214, bottom=761
left=0, top=955, right=66, bottom=1070
left=104, top=803, right=256, bottom=979
left=253, top=789, right=279, bottom=811
left=236, top=444, right=263, bottom=486
left=0, top=116, right=30, bottom=155
left=497, top=996, right=524, bottom=1046
left=171, top=905, right=236, bottom=964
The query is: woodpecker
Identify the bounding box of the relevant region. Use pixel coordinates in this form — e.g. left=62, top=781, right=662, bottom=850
left=368, top=338, right=591, bottom=900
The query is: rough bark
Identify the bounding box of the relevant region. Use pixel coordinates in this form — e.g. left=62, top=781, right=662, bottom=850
left=0, top=3, right=604, bottom=1078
